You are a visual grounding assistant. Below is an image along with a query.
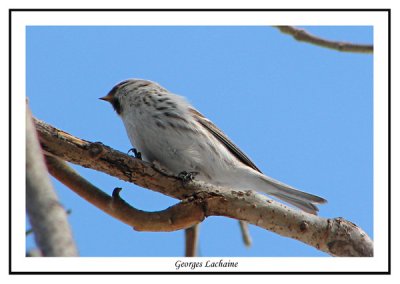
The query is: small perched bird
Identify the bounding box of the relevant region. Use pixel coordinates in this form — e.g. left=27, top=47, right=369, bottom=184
left=100, top=79, right=327, bottom=214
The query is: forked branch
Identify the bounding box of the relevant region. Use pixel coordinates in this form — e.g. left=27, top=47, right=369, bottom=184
left=34, top=118, right=373, bottom=257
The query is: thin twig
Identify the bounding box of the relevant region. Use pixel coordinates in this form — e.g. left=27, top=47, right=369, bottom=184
left=275, top=26, right=373, bottom=54
left=185, top=225, right=200, bottom=257
left=239, top=221, right=252, bottom=247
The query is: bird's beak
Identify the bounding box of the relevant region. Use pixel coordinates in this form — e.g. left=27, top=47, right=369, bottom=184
left=99, top=94, right=113, bottom=102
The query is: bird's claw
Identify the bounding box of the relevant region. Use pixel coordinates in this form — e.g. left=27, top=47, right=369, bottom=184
left=128, top=148, right=142, bottom=160
left=178, top=171, right=198, bottom=182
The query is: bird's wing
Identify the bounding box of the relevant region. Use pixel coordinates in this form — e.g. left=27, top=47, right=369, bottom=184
left=189, top=108, right=262, bottom=173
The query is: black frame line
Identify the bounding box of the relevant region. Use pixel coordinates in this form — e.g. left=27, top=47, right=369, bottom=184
left=10, top=8, right=390, bottom=275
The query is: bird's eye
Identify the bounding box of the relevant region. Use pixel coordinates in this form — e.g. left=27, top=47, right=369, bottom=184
left=112, top=97, right=122, bottom=115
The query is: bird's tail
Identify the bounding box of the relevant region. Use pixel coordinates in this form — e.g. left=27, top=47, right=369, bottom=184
left=230, top=167, right=327, bottom=214
left=257, top=173, right=327, bottom=214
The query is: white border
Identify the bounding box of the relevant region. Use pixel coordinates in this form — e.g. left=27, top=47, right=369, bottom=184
left=12, top=10, right=388, bottom=272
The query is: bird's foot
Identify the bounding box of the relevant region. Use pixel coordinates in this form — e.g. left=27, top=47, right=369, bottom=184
left=178, top=171, right=198, bottom=182
left=127, top=148, right=142, bottom=160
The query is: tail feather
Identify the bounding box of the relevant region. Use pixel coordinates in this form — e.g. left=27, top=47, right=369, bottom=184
left=220, top=167, right=327, bottom=214
left=258, top=174, right=327, bottom=215
left=270, top=192, right=320, bottom=214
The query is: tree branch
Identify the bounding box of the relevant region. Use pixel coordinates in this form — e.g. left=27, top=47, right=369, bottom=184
left=239, top=221, right=252, bottom=247
left=185, top=225, right=200, bottom=257
left=26, top=106, right=78, bottom=256
left=45, top=155, right=204, bottom=232
left=275, top=26, right=373, bottom=54
left=34, top=118, right=373, bottom=256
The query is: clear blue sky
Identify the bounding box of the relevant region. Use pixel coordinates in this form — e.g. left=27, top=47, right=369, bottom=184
left=26, top=25, right=373, bottom=257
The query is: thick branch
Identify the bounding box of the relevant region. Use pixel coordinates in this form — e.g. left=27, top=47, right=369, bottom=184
left=35, top=117, right=186, bottom=199
left=275, top=26, right=373, bottom=54
left=26, top=106, right=78, bottom=256
left=34, top=118, right=373, bottom=256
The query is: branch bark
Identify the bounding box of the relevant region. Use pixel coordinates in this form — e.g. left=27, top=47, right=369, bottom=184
left=45, top=155, right=204, bottom=232
left=34, top=117, right=374, bottom=257
left=275, top=26, right=373, bottom=54
left=26, top=106, right=78, bottom=256
left=185, top=225, right=199, bottom=257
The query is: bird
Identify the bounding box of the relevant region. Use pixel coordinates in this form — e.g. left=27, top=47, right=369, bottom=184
left=100, top=79, right=327, bottom=214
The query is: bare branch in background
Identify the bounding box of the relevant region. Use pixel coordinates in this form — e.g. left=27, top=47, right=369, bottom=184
left=275, top=26, right=373, bottom=54
left=26, top=104, right=78, bottom=256
left=239, top=221, right=252, bottom=247
left=185, top=225, right=200, bottom=257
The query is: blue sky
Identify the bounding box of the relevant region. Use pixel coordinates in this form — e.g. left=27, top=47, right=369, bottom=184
left=26, top=25, right=373, bottom=257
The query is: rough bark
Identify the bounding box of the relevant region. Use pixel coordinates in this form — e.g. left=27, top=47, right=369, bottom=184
left=34, top=118, right=374, bottom=257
